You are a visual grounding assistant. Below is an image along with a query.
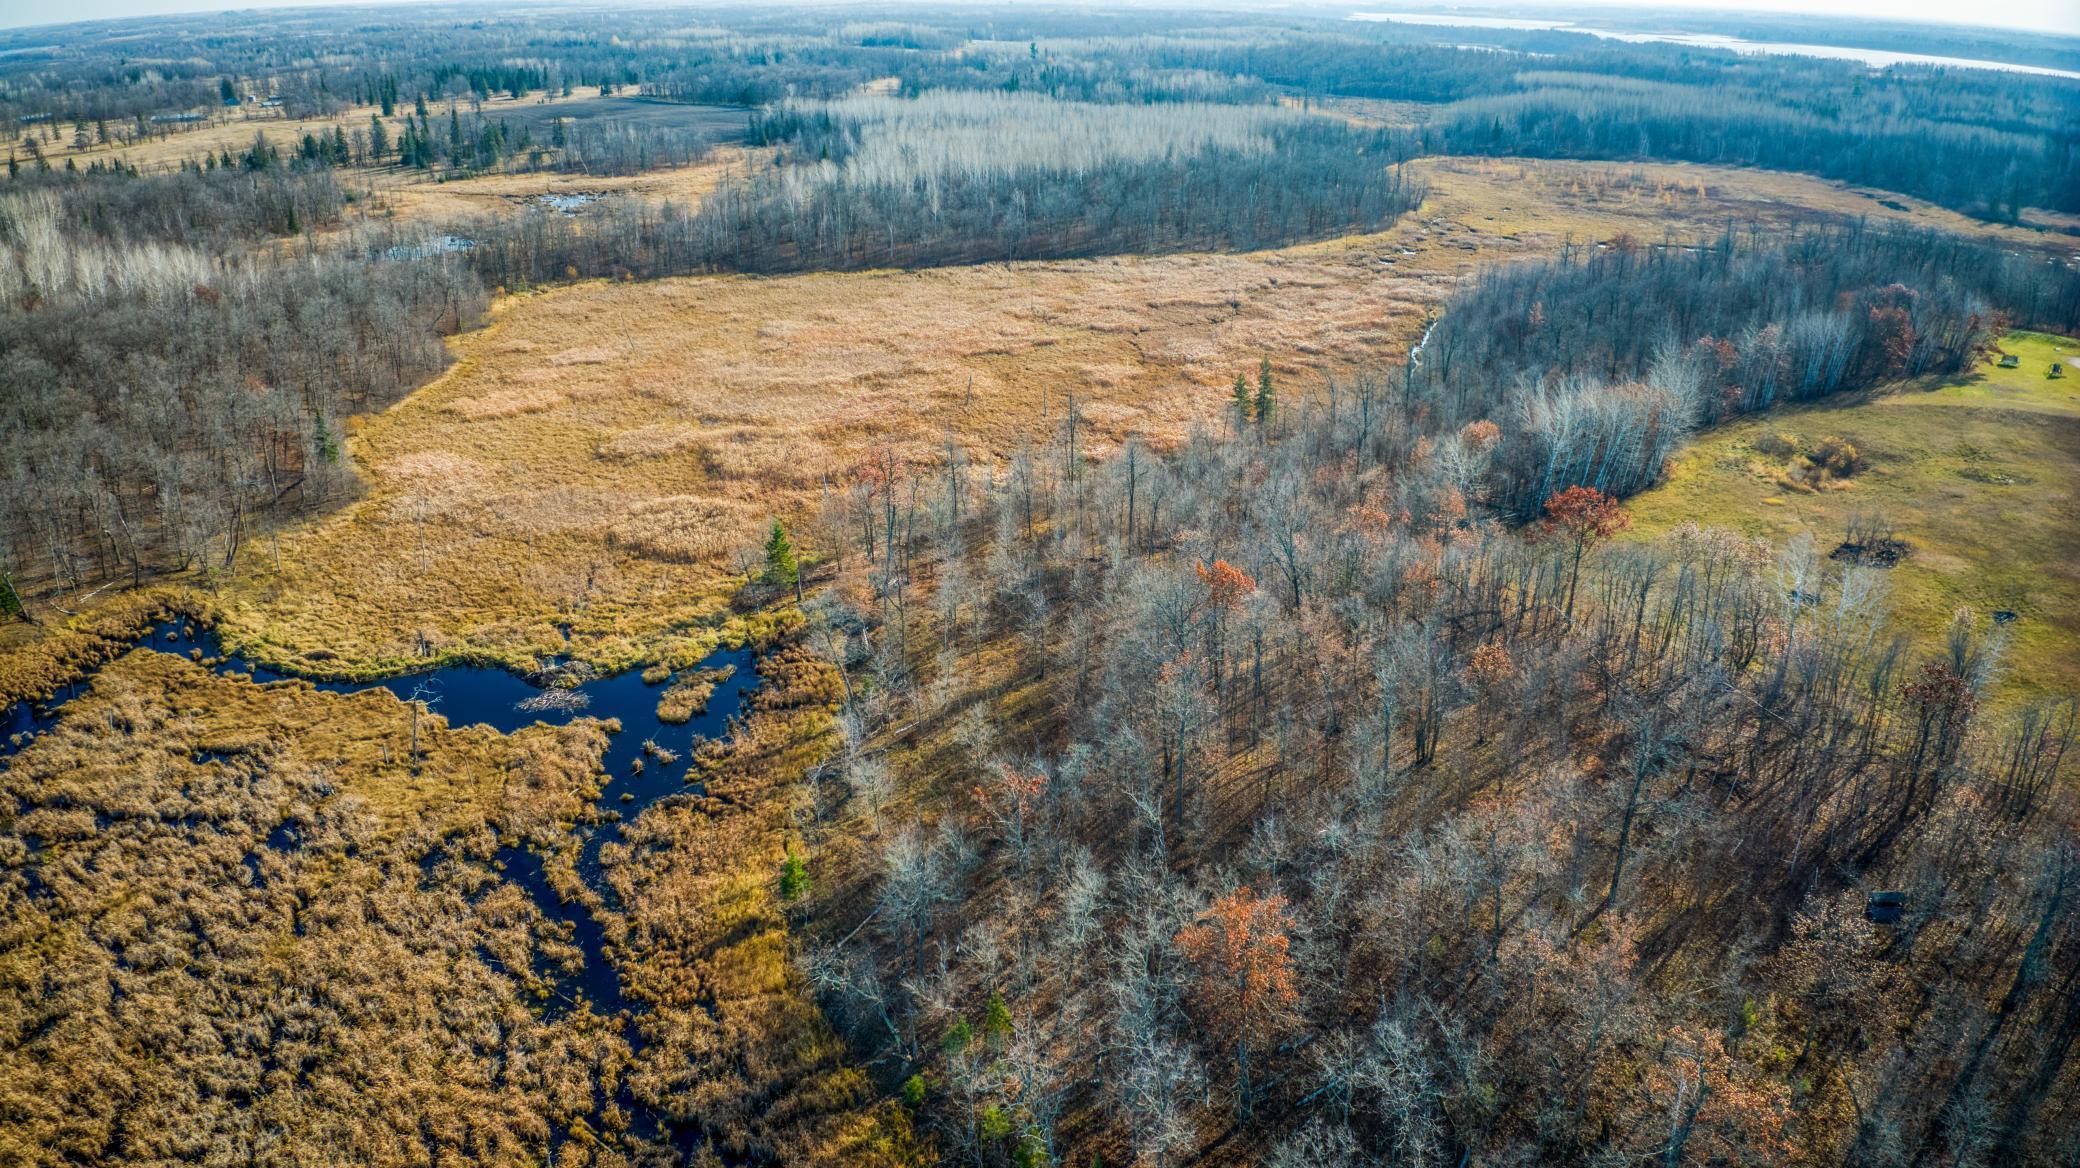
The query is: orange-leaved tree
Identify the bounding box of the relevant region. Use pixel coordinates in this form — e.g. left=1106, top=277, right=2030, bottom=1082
left=1543, top=485, right=1631, bottom=627
left=1175, top=886, right=1299, bottom=1118
left=1195, top=559, right=1257, bottom=704
left=1195, top=558, right=1256, bottom=611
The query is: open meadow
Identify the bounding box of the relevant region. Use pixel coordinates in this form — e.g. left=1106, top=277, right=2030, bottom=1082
left=184, top=153, right=2077, bottom=679
left=1627, top=331, right=2080, bottom=700
left=43, top=89, right=760, bottom=225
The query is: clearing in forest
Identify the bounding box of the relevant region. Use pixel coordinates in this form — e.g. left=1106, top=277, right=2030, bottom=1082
left=204, top=158, right=2076, bottom=678
left=1626, top=331, right=2080, bottom=701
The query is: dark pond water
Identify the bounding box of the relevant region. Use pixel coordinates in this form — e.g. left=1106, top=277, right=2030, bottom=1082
left=1, top=616, right=761, bottom=1157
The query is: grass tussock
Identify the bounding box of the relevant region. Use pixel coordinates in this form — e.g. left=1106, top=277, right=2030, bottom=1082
left=0, top=587, right=208, bottom=705
left=0, top=647, right=621, bottom=1165
left=604, top=619, right=918, bottom=1162
left=2, top=599, right=907, bottom=1163
left=656, top=664, right=735, bottom=723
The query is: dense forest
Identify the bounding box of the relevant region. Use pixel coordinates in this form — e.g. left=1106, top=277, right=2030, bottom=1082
left=0, top=172, right=481, bottom=602
left=796, top=354, right=2080, bottom=1168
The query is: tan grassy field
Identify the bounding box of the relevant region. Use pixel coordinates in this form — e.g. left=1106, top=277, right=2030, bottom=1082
left=1627, top=332, right=2080, bottom=702
left=46, top=90, right=586, bottom=174
left=361, top=144, right=767, bottom=225
left=40, top=88, right=762, bottom=227
left=184, top=154, right=2075, bottom=679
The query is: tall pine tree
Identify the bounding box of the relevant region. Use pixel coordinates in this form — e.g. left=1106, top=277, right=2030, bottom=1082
left=764, top=520, right=801, bottom=600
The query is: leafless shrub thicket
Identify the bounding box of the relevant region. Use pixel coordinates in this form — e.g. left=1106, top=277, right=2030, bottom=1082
left=0, top=175, right=483, bottom=604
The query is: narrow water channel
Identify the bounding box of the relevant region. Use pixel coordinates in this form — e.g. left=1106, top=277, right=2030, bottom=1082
left=1, top=616, right=763, bottom=1155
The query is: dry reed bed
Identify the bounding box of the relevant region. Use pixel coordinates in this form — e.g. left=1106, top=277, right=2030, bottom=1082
left=194, top=154, right=2071, bottom=677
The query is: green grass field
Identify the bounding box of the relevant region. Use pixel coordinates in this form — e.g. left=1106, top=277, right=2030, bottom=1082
left=1627, top=331, right=2080, bottom=703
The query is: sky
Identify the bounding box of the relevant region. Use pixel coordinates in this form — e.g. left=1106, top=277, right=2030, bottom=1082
left=0, top=0, right=2073, bottom=38
left=1493, top=0, right=2080, bottom=35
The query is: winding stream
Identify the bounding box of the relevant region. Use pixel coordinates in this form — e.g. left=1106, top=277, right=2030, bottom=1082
left=2, top=616, right=764, bottom=1154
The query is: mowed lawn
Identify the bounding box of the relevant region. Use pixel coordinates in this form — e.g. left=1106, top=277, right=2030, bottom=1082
left=1628, top=331, right=2080, bottom=702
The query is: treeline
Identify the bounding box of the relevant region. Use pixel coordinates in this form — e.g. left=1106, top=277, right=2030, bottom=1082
left=437, top=94, right=1420, bottom=283
left=26, top=159, right=349, bottom=244
left=882, top=24, right=2080, bottom=221
left=365, top=103, right=734, bottom=178
left=8, top=8, right=2073, bottom=224
left=794, top=275, right=2080, bottom=1168
left=1407, top=225, right=2080, bottom=517
left=1425, top=78, right=2075, bottom=222
left=892, top=40, right=1276, bottom=105
left=719, top=94, right=1418, bottom=268
left=0, top=7, right=931, bottom=128
left=384, top=97, right=1419, bottom=288
left=0, top=177, right=480, bottom=602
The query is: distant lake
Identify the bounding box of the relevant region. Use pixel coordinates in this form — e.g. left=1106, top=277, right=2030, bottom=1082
left=1351, top=12, right=2080, bottom=80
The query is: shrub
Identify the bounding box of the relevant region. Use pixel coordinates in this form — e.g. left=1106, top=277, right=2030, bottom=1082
left=1754, top=431, right=1799, bottom=457
left=1813, top=435, right=1863, bottom=476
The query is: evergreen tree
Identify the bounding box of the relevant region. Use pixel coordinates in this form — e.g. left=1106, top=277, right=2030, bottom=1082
left=0, top=570, right=22, bottom=622
left=369, top=115, right=390, bottom=160
left=779, top=848, right=810, bottom=900
left=219, top=77, right=237, bottom=104
left=1231, top=372, right=1254, bottom=428
left=764, top=519, right=801, bottom=597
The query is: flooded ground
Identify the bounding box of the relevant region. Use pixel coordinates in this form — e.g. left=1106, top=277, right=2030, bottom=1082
left=1, top=613, right=763, bottom=1153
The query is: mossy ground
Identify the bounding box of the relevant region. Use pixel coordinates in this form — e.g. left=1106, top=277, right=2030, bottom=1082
left=1627, top=332, right=2080, bottom=701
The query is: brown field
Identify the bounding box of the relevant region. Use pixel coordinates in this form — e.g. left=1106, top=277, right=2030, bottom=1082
left=170, top=154, right=2068, bottom=680
left=40, top=88, right=763, bottom=229
left=0, top=602, right=914, bottom=1166
left=47, top=90, right=585, bottom=174
left=360, top=144, right=766, bottom=225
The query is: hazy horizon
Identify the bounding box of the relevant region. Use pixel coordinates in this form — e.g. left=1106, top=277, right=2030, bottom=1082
left=0, top=0, right=2075, bottom=39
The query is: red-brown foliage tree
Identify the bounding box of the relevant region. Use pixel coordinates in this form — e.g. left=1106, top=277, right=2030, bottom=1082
left=1542, top=485, right=1632, bottom=626
left=1176, top=886, right=1300, bottom=1118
